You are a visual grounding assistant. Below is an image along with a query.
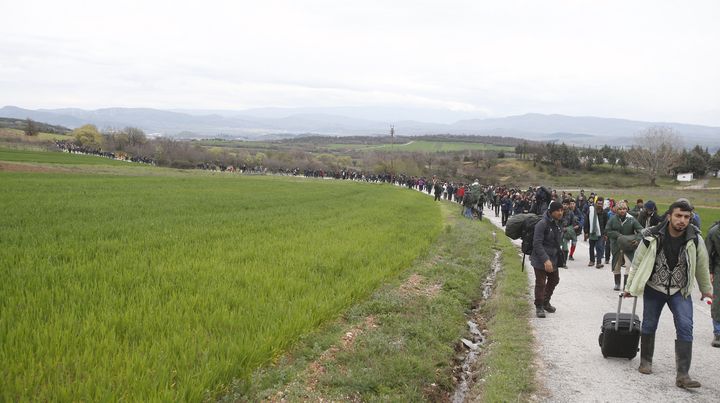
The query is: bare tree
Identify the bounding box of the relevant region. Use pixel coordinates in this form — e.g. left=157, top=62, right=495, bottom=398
left=23, top=118, right=38, bottom=136
left=125, top=127, right=147, bottom=147
left=626, top=126, right=681, bottom=186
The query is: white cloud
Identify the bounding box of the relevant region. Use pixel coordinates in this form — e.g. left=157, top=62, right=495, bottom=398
left=0, top=0, right=718, bottom=125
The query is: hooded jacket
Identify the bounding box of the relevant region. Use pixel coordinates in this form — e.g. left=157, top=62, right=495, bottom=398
left=625, top=220, right=712, bottom=298
left=530, top=210, right=564, bottom=270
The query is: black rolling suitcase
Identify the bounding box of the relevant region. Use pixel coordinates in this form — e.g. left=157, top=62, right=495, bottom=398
left=598, top=294, right=641, bottom=359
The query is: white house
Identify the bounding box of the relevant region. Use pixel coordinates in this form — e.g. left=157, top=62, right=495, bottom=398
left=676, top=172, right=694, bottom=182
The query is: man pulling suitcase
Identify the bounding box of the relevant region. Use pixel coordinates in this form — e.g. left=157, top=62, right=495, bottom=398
left=623, top=199, right=713, bottom=388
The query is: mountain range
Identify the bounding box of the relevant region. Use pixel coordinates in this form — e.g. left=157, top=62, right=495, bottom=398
left=1, top=105, right=718, bottom=149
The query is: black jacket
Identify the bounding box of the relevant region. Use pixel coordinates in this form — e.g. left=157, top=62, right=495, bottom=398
left=531, top=211, right=564, bottom=269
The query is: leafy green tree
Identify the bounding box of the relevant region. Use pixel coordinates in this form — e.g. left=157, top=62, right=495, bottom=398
left=709, top=149, right=720, bottom=173
left=686, top=145, right=709, bottom=176
left=72, top=124, right=103, bottom=149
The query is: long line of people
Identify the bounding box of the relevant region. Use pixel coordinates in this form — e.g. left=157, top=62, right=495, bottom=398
left=55, top=141, right=156, bottom=165
left=410, top=179, right=718, bottom=389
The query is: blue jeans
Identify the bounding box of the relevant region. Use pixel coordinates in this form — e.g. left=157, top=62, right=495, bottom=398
left=463, top=207, right=473, bottom=219
left=589, top=238, right=604, bottom=263
left=641, top=286, right=694, bottom=342
left=714, top=320, right=720, bottom=335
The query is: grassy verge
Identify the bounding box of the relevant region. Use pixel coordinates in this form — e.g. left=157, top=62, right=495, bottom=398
left=471, top=234, right=535, bottom=401
left=0, top=147, right=134, bottom=166
left=227, top=201, right=536, bottom=402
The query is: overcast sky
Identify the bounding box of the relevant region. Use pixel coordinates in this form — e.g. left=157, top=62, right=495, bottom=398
left=1, top=0, right=718, bottom=125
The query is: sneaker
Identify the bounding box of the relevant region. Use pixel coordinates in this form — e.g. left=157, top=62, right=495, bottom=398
left=596, top=263, right=604, bottom=269
left=543, top=303, right=557, bottom=313
left=712, top=334, right=720, bottom=348
left=569, top=256, right=574, bottom=261
left=613, top=284, right=621, bottom=291
left=588, top=261, right=595, bottom=267
left=536, top=307, right=546, bottom=318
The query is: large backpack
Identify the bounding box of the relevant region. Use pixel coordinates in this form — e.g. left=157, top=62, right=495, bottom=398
left=505, top=213, right=536, bottom=239
left=520, top=215, right=542, bottom=255
left=464, top=185, right=482, bottom=206
left=505, top=213, right=542, bottom=270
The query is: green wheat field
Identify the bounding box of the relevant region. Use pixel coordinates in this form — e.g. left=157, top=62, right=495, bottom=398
left=0, top=156, right=441, bottom=401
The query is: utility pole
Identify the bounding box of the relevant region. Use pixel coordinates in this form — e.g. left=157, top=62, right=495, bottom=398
left=390, top=125, right=395, bottom=174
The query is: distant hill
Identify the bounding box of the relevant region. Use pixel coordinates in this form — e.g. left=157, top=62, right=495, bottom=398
left=0, top=116, right=71, bottom=134
left=2, top=106, right=719, bottom=149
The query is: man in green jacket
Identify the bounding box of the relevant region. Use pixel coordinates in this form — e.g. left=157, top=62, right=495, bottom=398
left=705, top=221, right=720, bottom=347
left=629, top=198, right=644, bottom=218
left=606, top=201, right=643, bottom=290
left=624, top=199, right=713, bottom=388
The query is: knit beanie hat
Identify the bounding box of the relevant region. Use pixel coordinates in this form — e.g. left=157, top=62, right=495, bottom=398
left=548, top=201, right=563, bottom=213
left=644, top=200, right=656, bottom=211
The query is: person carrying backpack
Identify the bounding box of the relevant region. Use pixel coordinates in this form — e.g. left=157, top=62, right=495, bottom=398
left=530, top=201, right=565, bottom=318
left=624, top=199, right=712, bottom=388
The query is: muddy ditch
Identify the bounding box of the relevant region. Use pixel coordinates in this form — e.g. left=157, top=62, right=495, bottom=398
left=451, top=249, right=502, bottom=403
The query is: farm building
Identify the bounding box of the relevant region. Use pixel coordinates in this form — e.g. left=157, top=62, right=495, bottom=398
left=676, top=172, right=694, bottom=182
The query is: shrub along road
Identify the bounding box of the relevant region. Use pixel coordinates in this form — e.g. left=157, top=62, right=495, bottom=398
left=481, top=206, right=718, bottom=402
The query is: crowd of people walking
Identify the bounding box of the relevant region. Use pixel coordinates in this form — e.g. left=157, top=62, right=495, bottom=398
left=55, top=141, right=156, bottom=165
left=406, top=179, right=718, bottom=390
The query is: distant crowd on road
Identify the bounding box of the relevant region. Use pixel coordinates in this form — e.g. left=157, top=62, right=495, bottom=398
left=55, top=141, right=156, bottom=165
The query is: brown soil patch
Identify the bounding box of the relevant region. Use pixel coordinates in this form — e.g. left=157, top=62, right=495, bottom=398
left=399, top=273, right=443, bottom=298
left=0, top=162, right=73, bottom=173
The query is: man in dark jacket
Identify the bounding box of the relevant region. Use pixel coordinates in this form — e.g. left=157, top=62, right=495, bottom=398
left=639, top=200, right=663, bottom=229
left=433, top=180, right=443, bottom=201
left=531, top=201, right=565, bottom=318
left=500, top=194, right=513, bottom=226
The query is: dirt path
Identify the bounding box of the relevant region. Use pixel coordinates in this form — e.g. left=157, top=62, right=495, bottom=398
left=679, top=179, right=709, bottom=190
left=481, top=206, right=718, bottom=402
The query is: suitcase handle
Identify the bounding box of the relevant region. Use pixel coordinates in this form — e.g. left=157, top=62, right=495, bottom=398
left=615, top=293, right=638, bottom=332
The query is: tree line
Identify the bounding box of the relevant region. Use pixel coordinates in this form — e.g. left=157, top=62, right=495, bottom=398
left=39, top=123, right=720, bottom=186
left=515, top=127, right=720, bottom=185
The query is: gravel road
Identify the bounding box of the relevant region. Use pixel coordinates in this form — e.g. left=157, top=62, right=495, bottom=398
left=481, top=206, right=719, bottom=402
